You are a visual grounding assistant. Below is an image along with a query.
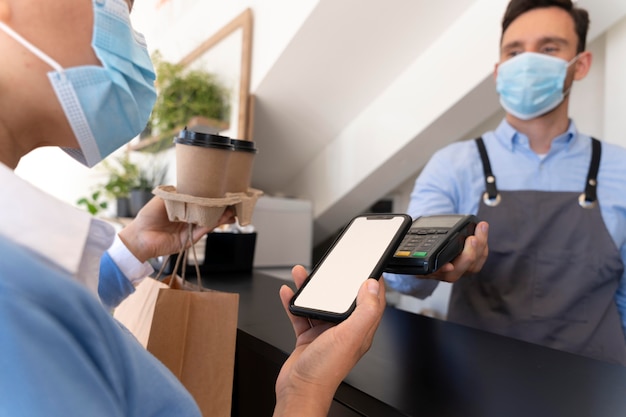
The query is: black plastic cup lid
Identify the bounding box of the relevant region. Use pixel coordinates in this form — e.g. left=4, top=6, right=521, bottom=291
left=174, top=128, right=234, bottom=150
left=230, top=138, right=258, bottom=154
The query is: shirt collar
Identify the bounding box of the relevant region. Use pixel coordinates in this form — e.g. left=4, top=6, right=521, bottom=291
left=0, top=162, right=114, bottom=294
left=495, top=118, right=579, bottom=152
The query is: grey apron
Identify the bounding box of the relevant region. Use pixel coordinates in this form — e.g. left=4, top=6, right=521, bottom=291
left=448, top=137, right=626, bottom=365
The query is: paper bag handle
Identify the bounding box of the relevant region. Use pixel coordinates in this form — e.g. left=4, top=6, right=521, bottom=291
left=153, top=222, right=205, bottom=291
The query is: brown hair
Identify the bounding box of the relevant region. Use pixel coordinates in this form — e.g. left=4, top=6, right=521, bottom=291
left=501, top=0, right=589, bottom=52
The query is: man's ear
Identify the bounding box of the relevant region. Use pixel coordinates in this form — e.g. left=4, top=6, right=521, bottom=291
left=573, top=51, right=592, bottom=81
left=493, top=62, right=499, bottom=83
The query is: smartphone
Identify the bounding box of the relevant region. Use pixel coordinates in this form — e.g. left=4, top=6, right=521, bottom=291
left=289, top=213, right=412, bottom=322
left=384, top=214, right=478, bottom=275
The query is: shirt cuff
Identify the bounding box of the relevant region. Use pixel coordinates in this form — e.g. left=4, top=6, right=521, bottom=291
left=107, top=234, right=154, bottom=285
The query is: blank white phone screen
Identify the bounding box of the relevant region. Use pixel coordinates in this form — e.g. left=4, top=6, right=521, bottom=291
left=293, top=216, right=405, bottom=314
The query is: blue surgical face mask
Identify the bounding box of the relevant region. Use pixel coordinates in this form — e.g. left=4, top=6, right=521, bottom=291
left=496, top=52, right=578, bottom=121
left=0, top=0, right=157, bottom=167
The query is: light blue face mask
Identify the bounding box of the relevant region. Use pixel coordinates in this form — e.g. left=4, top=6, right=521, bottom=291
left=496, top=52, right=578, bottom=121
left=0, top=0, right=157, bottom=167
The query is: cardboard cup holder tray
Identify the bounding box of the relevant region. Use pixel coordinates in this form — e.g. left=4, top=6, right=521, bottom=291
left=153, top=185, right=263, bottom=227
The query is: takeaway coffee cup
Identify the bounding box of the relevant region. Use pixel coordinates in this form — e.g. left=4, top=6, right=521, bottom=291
left=174, top=128, right=234, bottom=198
left=224, top=139, right=258, bottom=193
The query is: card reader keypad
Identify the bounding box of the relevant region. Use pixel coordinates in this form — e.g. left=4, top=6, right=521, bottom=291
left=395, top=229, right=449, bottom=258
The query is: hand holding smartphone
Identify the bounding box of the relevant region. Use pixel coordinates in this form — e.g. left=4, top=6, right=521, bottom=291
left=289, top=213, right=412, bottom=322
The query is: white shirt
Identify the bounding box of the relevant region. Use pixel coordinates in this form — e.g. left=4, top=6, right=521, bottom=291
left=0, top=162, right=152, bottom=299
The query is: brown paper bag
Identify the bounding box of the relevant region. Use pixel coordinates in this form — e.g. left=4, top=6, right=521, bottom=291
left=147, top=283, right=238, bottom=417
left=113, top=276, right=169, bottom=348
left=147, top=231, right=239, bottom=417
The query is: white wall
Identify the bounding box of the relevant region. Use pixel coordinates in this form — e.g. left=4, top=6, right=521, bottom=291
left=570, top=35, right=606, bottom=138
left=131, top=0, right=319, bottom=91
left=15, top=147, right=104, bottom=208
left=604, top=16, right=626, bottom=147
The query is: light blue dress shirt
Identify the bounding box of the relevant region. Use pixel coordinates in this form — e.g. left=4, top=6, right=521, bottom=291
left=384, top=119, right=626, bottom=336
left=0, top=237, right=201, bottom=417
left=0, top=162, right=201, bottom=416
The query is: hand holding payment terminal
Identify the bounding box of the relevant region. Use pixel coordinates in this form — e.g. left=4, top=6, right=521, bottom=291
left=384, top=214, right=478, bottom=275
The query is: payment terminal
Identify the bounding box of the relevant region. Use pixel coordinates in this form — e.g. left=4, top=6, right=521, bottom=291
left=384, top=214, right=478, bottom=275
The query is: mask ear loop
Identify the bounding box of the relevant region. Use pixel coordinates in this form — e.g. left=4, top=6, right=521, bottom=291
left=563, top=54, right=582, bottom=98
left=0, top=21, right=65, bottom=75
left=568, top=53, right=581, bottom=67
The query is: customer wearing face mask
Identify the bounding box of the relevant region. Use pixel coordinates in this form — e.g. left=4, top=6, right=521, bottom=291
left=385, top=0, right=626, bottom=366
left=0, top=1, right=386, bottom=416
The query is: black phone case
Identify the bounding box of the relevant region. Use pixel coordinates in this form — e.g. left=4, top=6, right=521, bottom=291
left=289, top=213, right=412, bottom=322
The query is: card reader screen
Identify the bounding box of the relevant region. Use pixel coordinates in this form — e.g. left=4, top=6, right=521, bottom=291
left=413, top=215, right=460, bottom=228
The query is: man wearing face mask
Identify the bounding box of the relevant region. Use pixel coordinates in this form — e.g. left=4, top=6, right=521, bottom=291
left=385, top=0, right=626, bottom=366
left=0, top=1, right=387, bottom=416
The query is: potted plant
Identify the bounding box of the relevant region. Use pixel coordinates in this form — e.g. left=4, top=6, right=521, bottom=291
left=101, top=154, right=140, bottom=217
left=135, top=51, right=231, bottom=153
left=129, top=159, right=169, bottom=216
left=76, top=190, right=108, bottom=216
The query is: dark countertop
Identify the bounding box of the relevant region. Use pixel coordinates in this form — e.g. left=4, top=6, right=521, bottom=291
left=202, top=270, right=626, bottom=417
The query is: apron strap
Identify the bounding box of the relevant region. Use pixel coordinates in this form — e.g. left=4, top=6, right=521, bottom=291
left=475, top=137, right=500, bottom=206
left=579, top=137, right=601, bottom=208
